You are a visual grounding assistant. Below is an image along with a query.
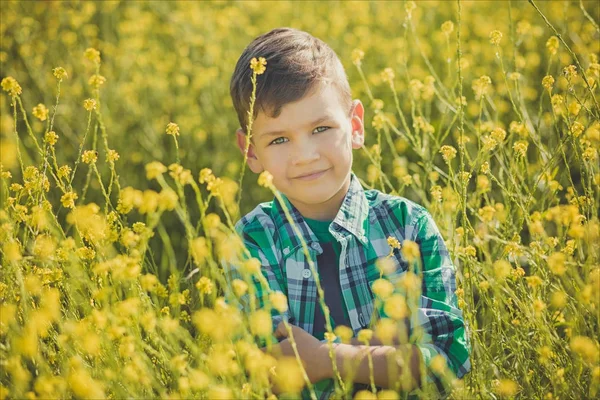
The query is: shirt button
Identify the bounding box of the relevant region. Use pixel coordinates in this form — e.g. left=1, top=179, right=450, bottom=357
left=302, top=269, right=312, bottom=279
left=310, top=242, right=320, bottom=251
left=283, top=247, right=290, bottom=255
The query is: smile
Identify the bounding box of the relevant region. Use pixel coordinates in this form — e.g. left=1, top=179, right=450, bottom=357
left=294, top=169, right=330, bottom=181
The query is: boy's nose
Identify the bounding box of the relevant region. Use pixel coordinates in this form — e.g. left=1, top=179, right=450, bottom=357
left=291, top=139, right=320, bottom=165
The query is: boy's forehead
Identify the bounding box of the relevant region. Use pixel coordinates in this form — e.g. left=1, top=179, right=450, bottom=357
left=255, top=83, right=347, bottom=132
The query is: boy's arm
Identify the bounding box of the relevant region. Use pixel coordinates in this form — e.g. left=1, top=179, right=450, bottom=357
left=319, top=210, right=469, bottom=393
left=223, top=225, right=289, bottom=338
left=329, top=342, right=422, bottom=391
left=269, top=322, right=421, bottom=391
left=406, top=210, right=471, bottom=391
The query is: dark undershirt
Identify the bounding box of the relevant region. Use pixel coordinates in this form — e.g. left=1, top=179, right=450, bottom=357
left=302, top=217, right=351, bottom=340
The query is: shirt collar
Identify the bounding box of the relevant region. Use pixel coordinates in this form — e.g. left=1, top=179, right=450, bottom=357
left=270, top=172, right=370, bottom=256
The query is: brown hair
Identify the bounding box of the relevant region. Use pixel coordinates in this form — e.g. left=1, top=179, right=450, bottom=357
left=230, top=27, right=352, bottom=135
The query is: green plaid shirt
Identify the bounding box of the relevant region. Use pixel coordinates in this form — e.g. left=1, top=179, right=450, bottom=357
left=230, top=173, right=470, bottom=398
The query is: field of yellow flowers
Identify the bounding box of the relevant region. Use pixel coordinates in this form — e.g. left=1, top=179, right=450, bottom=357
left=1, top=1, right=599, bottom=399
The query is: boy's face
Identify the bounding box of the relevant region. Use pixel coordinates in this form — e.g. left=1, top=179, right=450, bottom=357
left=236, top=82, right=365, bottom=220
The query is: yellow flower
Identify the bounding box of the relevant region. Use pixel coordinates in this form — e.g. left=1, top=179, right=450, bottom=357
left=387, top=236, right=401, bottom=250
left=273, top=357, right=304, bottom=394
left=60, top=191, right=78, bottom=209
left=249, top=310, right=272, bottom=337
left=269, top=291, right=288, bottom=313
left=88, top=74, right=106, bottom=88
left=57, top=165, right=71, bottom=179
left=203, top=213, right=221, bottom=233
left=232, top=279, right=248, bottom=297
left=401, top=240, right=420, bottom=262
left=481, top=135, right=498, bottom=151
left=334, top=325, right=353, bottom=344
left=478, top=205, right=496, bottom=222
left=140, top=274, right=159, bottom=292
left=83, top=99, right=97, bottom=111
left=430, top=185, right=442, bottom=202
left=546, top=36, right=559, bottom=55
left=258, top=170, right=274, bottom=188
left=398, top=271, right=421, bottom=295
left=199, top=168, right=214, bottom=184
left=158, top=188, right=178, bottom=211
left=495, top=379, right=519, bottom=397
left=381, top=67, right=395, bottom=85
left=166, top=122, right=180, bottom=136
left=490, top=127, right=506, bottom=142
left=1, top=76, right=22, bottom=96
left=513, top=140, right=528, bottom=158
left=190, top=237, right=209, bottom=265
left=372, top=113, right=386, bottom=130
left=441, top=20, right=454, bottom=35
left=526, top=275, right=543, bottom=289
left=562, top=64, right=577, bottom=80
left=472, top=75, right=492, bottom=99
left=404, top=1, right=416, bottom=17
left=250, top=57, right=267, bottom=75
left=570, top=336, right=599, bottom=364
left=372, top=279, right=394, bottom=299
left=439, top=145, right=457, bottom=163
left=493, top=260, right=511, bottom=281
left=569, top=121, right=584, bottom=138
left=550, top=290, right=567, bottom=309
left=547, top=252, right=567, bottom=275
left=355, top=391, right=377, bottom=400
left=81, top=150, right=98, bottom=164
left=107, top=149, right=119, bottom=162
left=489, top=30, right=503, bottom=45
left=582, top=147, right=597, bottom=162
left=374, top=318, right=398, bottom=345
left=195, top=276, right=213, bottom=295
left=383, top=294, right=408, bottom=320
left=33, top=235, right=56, bottom=260
left=84, top=48, right=101, bottom=63
left=207, top=385, right=232, bottom=400
left=52, top=67, right=68, bottom=80
left=508, top=72, right=521, bottom=81
left=32, top=104, right=49, bottom=121
left=430, top=354, right=447, bottom=375
left=44, top=131, right=58, bottom=146
left=480, top=161, right=490, bottom=174
left=542, top=75, right=555, bottom=91
left=357, top=328, right=373, bottom=343
left=352, top=49, right=365, bottom=66
left=145, top=161, right=167, bottom=180
left=477, top=175, right=490, bottom=191
left=242, top=258, right=261, bottom=275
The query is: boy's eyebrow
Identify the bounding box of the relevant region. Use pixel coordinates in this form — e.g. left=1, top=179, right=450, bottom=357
left=257, top=115, right=335, bottom=139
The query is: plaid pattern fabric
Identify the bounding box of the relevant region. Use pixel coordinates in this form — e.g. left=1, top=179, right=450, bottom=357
left=228, top=172, right=470, bottom=398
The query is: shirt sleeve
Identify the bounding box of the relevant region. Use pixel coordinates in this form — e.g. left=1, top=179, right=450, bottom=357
left=222, top=224, right=290, bottom=343
left=410, top=210, right=471, bottom=394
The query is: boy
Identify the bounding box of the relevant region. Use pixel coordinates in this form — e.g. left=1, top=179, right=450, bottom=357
left=228, top=27, right=470, bottom=398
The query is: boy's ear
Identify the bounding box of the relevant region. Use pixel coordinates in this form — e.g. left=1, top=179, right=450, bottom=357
left=350, top=100, right=365, bottom=149
left=236, top=128, right=264, bottom=174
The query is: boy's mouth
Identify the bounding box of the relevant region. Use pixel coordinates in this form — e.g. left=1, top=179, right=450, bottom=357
left=293, top=168, right=330, bottom=181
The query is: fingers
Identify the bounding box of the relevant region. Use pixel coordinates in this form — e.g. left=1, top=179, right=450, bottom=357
left=274, top=320, right=289, bottom=339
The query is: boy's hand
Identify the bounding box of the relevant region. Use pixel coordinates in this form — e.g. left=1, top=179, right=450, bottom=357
left=268, top=321, right=331, bottom=383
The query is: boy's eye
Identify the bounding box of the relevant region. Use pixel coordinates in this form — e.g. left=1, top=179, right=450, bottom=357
left=313, top=126, right=330, bottom=134
left=268, top=127, right=330, bottom=146
left=270, top=137, right=288, bottom=145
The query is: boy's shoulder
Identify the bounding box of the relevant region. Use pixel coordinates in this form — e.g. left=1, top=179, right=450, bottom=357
left=234, top=200, right=277, bottom=239
left=363, top=187, right=430, bottom=222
